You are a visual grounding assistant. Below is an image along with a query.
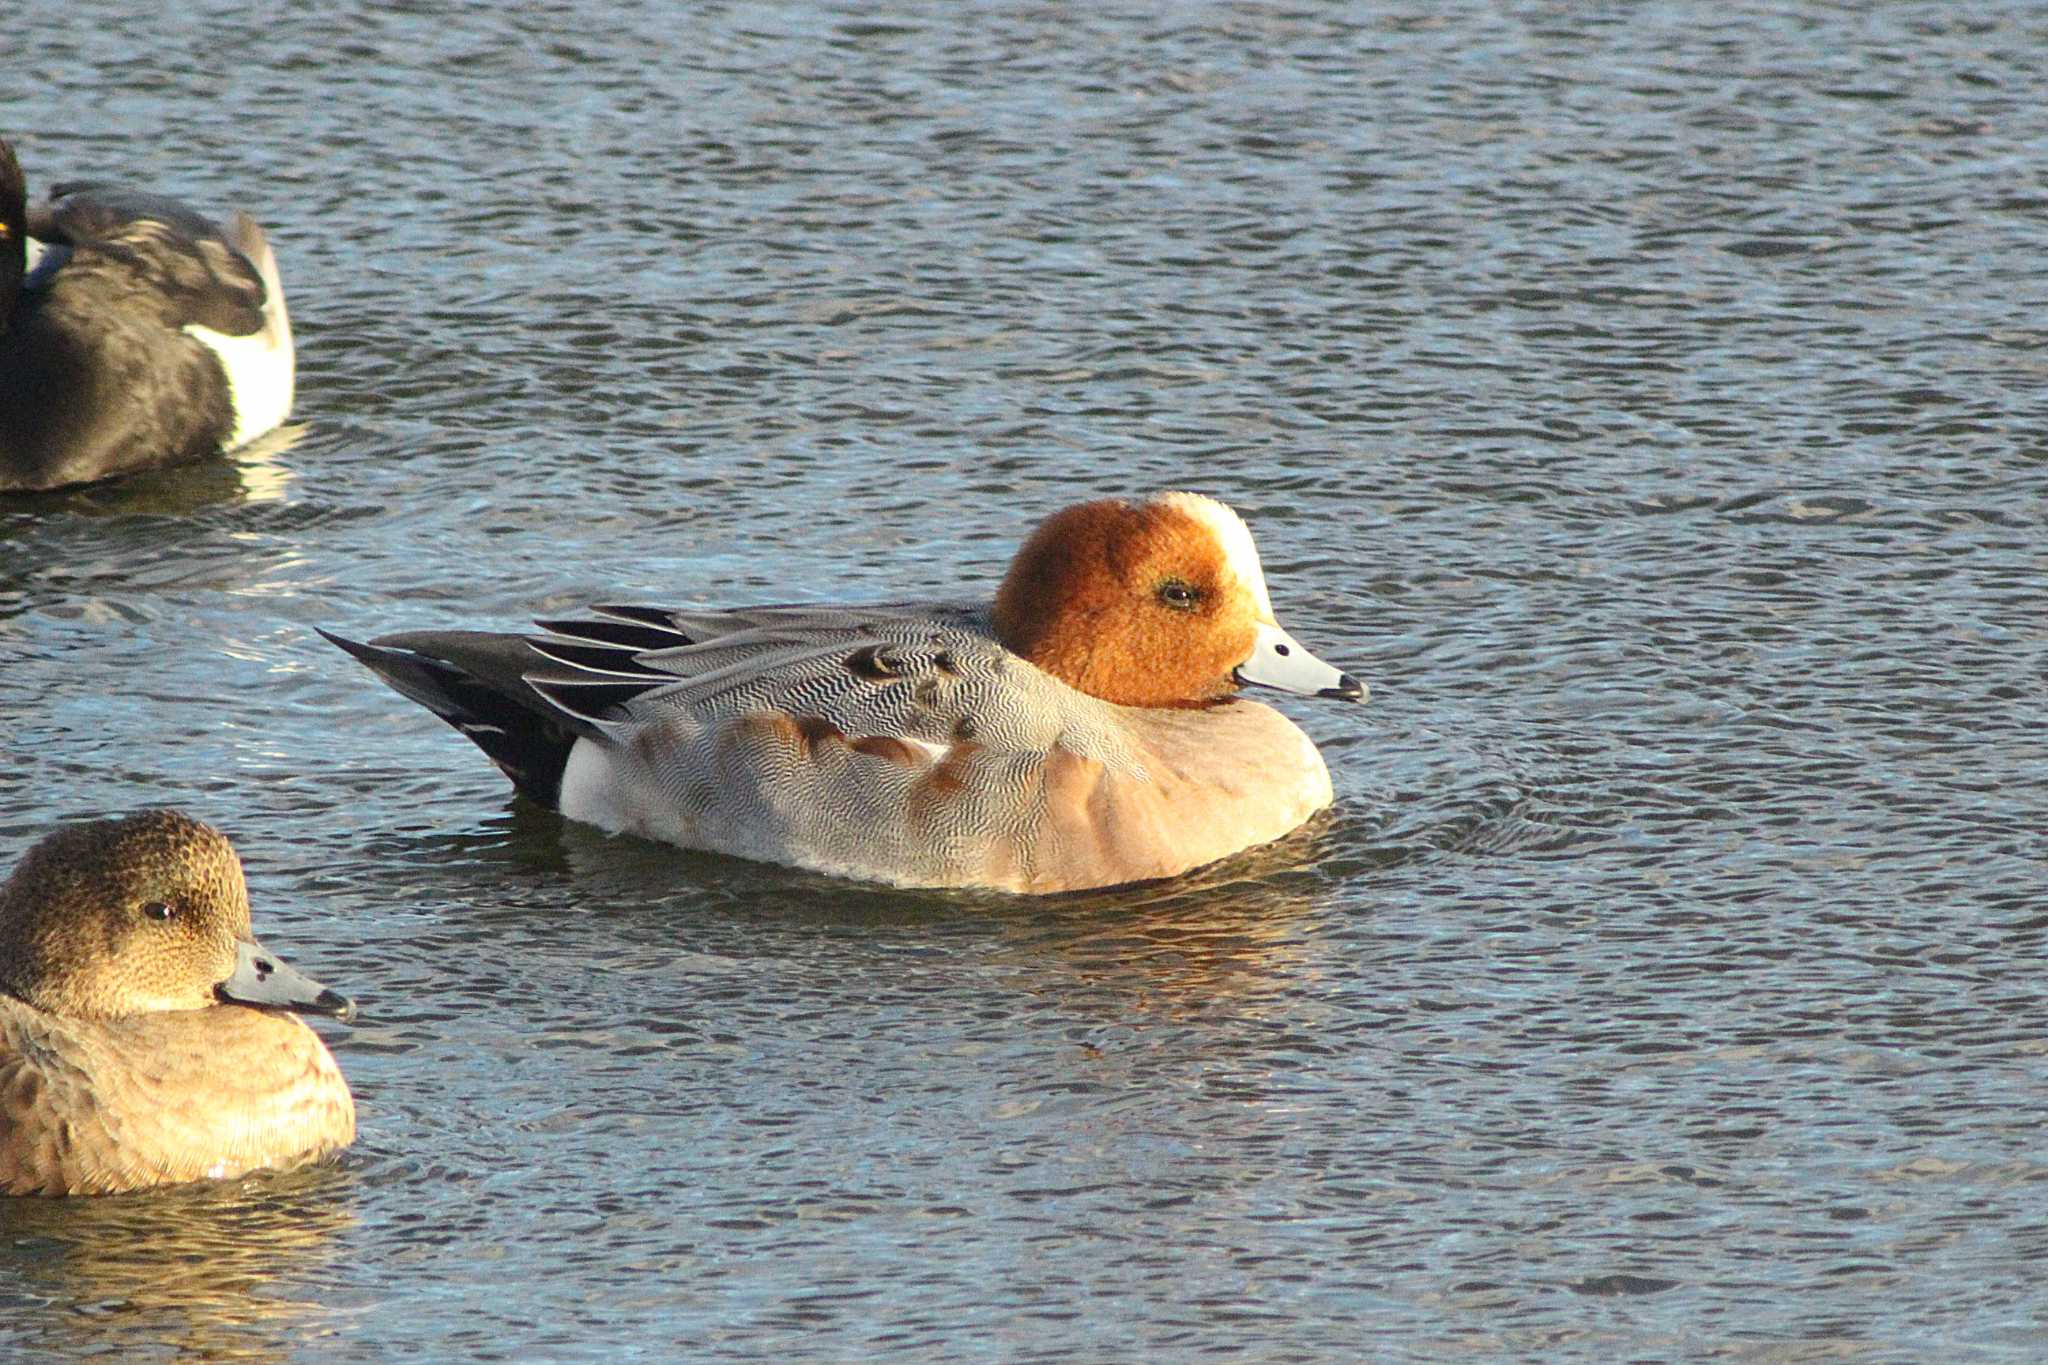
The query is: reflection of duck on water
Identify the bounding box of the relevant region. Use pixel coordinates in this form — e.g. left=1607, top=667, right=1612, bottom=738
left=0, top=1166, right=356, bottom=1357
left=12, top=421, right=309, bottom=516
left=995, top=821, right=1345, bottom=1009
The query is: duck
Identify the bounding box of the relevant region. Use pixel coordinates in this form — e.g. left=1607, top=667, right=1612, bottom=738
left=0, top=137, right=295, bottom=493
left=0, top=810, right=356, bottom=1196
left=326, top=492, right=1365, bottom=894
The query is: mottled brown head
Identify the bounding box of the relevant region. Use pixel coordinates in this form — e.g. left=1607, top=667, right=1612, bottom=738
left=0, top=810, right=257, bottom=1020
left=991, top=492, right=1364, bottom=709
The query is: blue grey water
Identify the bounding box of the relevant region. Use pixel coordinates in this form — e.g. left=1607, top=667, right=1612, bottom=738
left=3, top=1, right=2044, bottom=1359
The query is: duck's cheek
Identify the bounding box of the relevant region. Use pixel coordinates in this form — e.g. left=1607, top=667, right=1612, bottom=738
left=1133, top=623, right=1251, bottom=706
left=1197, top=617, right=1262, bottom=687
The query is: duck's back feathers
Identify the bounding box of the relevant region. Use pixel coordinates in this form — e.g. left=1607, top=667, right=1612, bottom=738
left=320, top=605, right=1046, bottom=811
left=497, top=601, right=1078, bottom=758
left=27, top=182, right=274, bottom=339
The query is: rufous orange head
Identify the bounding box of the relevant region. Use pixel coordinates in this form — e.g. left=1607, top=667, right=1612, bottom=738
left=991, top=492, right=1365, bottom=709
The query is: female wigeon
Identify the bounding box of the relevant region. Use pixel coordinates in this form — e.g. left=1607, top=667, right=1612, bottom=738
left=0, top=811, right=356, bottom=1196
left=324, top=492, right=1365, bottom=893
left=0, top=138, right=294, bottom=493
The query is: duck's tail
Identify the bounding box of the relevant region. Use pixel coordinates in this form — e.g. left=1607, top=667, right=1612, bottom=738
left=319, top=629, right=580, bottom=808
left=226, top=211, right=292, bottom=357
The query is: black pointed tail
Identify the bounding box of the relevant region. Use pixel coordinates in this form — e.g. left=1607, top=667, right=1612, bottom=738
left=320, top=628, right=579, bottom=808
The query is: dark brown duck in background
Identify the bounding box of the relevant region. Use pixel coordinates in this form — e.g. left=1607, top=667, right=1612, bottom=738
left=0, top=138, right=294, bottom=493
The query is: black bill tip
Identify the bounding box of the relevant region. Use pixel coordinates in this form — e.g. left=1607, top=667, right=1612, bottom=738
left=309, top=988, right=359, bottom=1024
left=1319, top=672, right=1368, bottom=703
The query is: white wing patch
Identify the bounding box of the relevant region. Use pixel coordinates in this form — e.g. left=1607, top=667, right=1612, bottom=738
left=185, top=217, right=296, bottom=451
left=184, top=321, right=294, bottom=450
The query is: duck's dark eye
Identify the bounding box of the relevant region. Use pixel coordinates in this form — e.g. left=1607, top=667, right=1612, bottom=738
left=141, top=901, right=175, bottom=922
left=1158, top=580, right=1201, bottom=612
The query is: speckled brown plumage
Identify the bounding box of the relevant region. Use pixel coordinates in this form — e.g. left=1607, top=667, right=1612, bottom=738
left=0, top=811, right=355, bottom=1197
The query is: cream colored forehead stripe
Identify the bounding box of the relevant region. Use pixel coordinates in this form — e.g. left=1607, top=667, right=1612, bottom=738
left=1154, top=491, right=1275, bottom=618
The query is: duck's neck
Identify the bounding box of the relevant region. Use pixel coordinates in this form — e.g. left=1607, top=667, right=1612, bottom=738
left=1001, top=629, right=1233, bottom=709
left=0, top=947, right=31, bottom=1010
left=0, top=142, right=25, bottom=334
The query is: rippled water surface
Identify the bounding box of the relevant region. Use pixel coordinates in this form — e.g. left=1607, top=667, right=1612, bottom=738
left=5, top=1, right=2047, bottom=1359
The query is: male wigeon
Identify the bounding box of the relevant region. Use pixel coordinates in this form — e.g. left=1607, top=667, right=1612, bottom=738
left=324, top=492, right=1365, bottom=893
left=0, top=811, right=356, bottom=1196
left=0, top=138, right=294, bottom=493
